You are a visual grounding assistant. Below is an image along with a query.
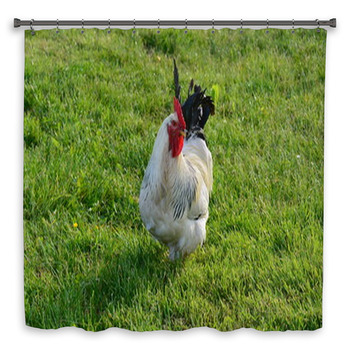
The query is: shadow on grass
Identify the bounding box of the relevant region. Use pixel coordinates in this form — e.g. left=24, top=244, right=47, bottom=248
left=78, top=239, right=183, bottom=323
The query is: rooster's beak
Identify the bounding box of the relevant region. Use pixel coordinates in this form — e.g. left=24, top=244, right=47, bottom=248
left=179, top=130, right=186, bottom=137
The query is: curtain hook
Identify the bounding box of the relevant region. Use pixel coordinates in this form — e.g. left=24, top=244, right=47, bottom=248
left=184, top=19, right=188, bottom=34
left=30, top=19, right=35, bottom=36
left=291, top=19, right=295, bottom=34
left=56, top=19, right=59, bottom=34
left=240, top=19, right=243, bottom=34
left=81, top=19, right=84, bottom=34
left=133, top=19, right=136, bottom=34
left=212, top=19, right=215, bottom=34
left=157, top=19, right=160, bottom=34
left=266, top=19, right=269, bottom=34
left=107, top=19, right=111, bottom=34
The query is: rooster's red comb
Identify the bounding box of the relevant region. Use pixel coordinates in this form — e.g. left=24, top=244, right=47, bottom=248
left=173, top=97, right=186, bottom=130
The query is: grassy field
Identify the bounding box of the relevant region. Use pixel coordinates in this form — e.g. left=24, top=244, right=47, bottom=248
left=24, top=28, right=326, bottom=331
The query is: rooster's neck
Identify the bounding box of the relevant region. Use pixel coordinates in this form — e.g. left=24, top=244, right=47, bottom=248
left=146, top=116, right=186, bottom=187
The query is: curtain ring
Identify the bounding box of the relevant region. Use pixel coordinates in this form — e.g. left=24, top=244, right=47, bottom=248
left=184, top=19, right=188, bottom=34
left=212, top=19, right=215, bottom=34
left=56, top=19, right=59, bottom=34
left=107, top=19, right=111, bottom=34
left=133, top=19, right=136, bottom=34
left=266, top=19, right=269, bottom=34
left=157, top=19, right=160, bottom=34
left=240, top=19, right=243, bottom=34
left=81, top=19, right=84, bottom=34
left=30, top=19, right=35, bottom=36
left=291, top=19, right=295, bottom=34
left=316, top=19, right=320, bottom=32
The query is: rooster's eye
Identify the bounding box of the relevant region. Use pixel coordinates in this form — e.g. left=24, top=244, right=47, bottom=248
left=171, top=120, right=177, bottom=127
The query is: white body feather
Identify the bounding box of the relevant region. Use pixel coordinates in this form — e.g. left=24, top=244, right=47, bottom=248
left=139, top=113, right=213, bottom=260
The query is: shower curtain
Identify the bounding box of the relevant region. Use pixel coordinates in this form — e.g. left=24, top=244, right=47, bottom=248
left=24, top=27, right=326, bottom=331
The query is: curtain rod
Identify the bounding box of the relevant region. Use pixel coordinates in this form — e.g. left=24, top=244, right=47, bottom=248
left=14, top=18, right=336, bottom=29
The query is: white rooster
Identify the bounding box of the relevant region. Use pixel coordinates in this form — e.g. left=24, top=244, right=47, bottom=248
left=139, top=60, right=215, bottom=260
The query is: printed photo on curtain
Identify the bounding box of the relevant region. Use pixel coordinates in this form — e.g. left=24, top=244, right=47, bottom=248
left=24, top=27, right=326, bottom=331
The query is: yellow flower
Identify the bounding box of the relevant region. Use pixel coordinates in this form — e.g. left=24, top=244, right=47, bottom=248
left=73, top=222, right=78, bottom=228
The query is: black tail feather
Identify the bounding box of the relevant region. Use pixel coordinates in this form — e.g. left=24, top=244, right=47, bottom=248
left=188, top=79, right=194, bottom=96
left=173, top=60, right=215, bottom=142
left=173, top=59, right=181, bottom=102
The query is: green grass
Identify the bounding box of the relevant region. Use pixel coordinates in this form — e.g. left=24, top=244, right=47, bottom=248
left=24, top=28, right=326, bottom=331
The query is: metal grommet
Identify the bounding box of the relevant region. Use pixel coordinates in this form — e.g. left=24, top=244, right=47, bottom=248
left=81, top=19, right=85, bottom=34
left=107, top=19, right=111, bottom=34
left=211, top=19, right=215, bottom=34
left=157, top=19, right=160, bottom=34
left=30, top=19, right=35, bottom=36
left=184, top=19, right=188, bottom=34
left=291, top=19, right=295, bottom=34
left=133, top=19, right=136, bottom=34
left=240, top=19, right=243, bottom=34
left=56, top=19, right=59, bottom=34
left=266, top=19, right=269, bottom=34
left=316, top=19, right=320, bottom=32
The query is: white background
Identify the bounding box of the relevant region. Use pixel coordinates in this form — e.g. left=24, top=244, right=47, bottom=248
left=1, top=0, right=349, bottom=349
